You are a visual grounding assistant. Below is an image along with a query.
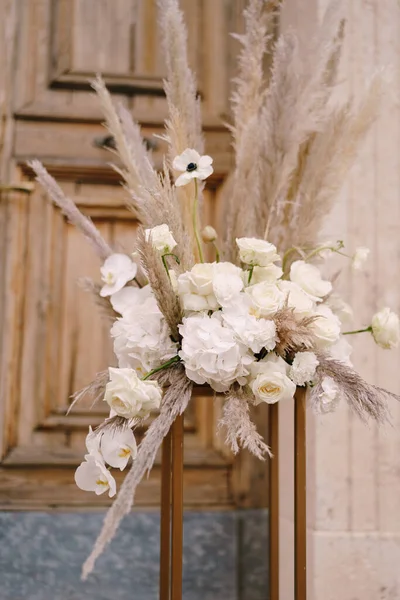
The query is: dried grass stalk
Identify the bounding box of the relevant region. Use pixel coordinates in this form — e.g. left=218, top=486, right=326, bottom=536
left=219, top=386, right=272, bottom=459
left=78, top=278, right=117, bottom=321
left=67, top=370, right=109, bottom=415
left=312, top=354, right=395, bottom=423
left=29, top=160, right=113, bottom=261
left=137, top=229, right=182, bottom=341
left=82, top=366, right=192, bottom=579
left=272, top=307, right=318, bottom=358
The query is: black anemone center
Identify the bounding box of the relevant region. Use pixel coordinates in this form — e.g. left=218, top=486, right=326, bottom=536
left=186, top=162, right=197, bottom=172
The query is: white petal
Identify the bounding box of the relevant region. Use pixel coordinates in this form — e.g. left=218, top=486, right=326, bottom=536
left=110, top=286, right=149, bottom=314
left=172, top=148, right=201, bottom=172
left=197, top=164, right=214, bottom=180
left=175, top=171, right=195, bottom=187
left=101, top=428, right=137, bottom=470
left=198, top=155, right=213, bottom=168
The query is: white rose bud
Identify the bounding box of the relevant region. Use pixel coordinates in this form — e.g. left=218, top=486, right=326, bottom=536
left=371, top=307, right=400, bottom=349
left=145, top=224, right=177, bottom=254
left=352, top=247, right=370, bottom=271
left=201, top=225, right=218, bottom=243
left=289, top=352, right=319, bottom=386
left=236, top=237, right=280, bottom=267
left=250, top=354, right=296, bottom=405
left=104, top=367, right=163, bottom=419
left=290, top=260, right=332, bottom=301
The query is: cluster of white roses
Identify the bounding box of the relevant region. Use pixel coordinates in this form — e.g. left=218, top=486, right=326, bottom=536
left=74, top=149, right=400, bottom=497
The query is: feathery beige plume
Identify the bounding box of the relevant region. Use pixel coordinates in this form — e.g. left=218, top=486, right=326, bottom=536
left=78, top=278, right=117, bottom=321
left=219, top=386, right=272, bottom=459
left=67, top=369, right=109, bottom=415
left=272, top=308, right=319, bottom=359
left=28, top=160, right=113, bottom=260
left=82, top=366, right=192, bottom=579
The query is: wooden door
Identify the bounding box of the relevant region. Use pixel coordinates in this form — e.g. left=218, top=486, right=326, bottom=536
left=0, top=0, right=268, bottom=510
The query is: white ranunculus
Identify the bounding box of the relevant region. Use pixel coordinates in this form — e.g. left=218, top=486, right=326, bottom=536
left=236, top=237, right=280, bottom=267
left=277, top=280, right=315, bottom=316
left=110, top=285, right=152, bottom=315
left=352, top=247, right=370, bottom=271
left=212, top=262, right=244, bottom=307
left=250, top=354, right=296, bottom=405
left=247, top=264, right=283, bottom=285
left=100, top=253, right=137, bottom=297
left=289, top=352, right=319, bottom=386
left=74, top=455, right=116, bottom=497
left=311, top=305, right=341, bottom=347
left=172, top=148, right=213, bottom=187
left=100, top=427, right=137, bottom=471
left=111, top=296, right=177, bottom=374
left=245, top=282, right=286, bottom=317
left=317, top=376, right=340, bottom=413
left=328, top=337, right=353, bottom=366
left=324, top=293, right=353, bottom=328
left=371, top=307, right=400, bottom=349
left=104, top=367, right=163, bottom=419
left=222, top=296, right=277, bottom=354
left=178, top=313, right=253, bottom=392
left=290, top=260, right=332, bottom=301
left=145, top=224, right=177, bottom=254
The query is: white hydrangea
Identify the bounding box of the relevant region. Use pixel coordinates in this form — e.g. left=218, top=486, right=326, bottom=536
left=317, top=376, right=340, bottom=414
left=289, top=351, right=319, bottom=386
left=111, top=296, right=177, bottom=375
left=178, top=312, right=253, bottom=392
left=222, top=296, right=277, bottom=354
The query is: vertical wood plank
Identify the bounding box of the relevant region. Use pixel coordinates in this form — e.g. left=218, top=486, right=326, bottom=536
left=171, top=414, right=184, bottom=600
left=268, top=402, right=279, bottom=600
left=160, top=428, right=172, bottom=600
left=294, top=387, right=307, bottom=600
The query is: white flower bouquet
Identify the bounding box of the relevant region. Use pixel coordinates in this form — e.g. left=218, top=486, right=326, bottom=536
left=29, top=0, right=399, bottom=578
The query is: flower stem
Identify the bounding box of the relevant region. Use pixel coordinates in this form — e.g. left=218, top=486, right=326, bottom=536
left=142, top=355, right=181, bottom=380
left=193, top=179, right=204, bottom=263
left=342, top=326, right=372, bottom=336
left=248, top=265, right=254, bottom=285
left=213, top=242, right=220, bottom=263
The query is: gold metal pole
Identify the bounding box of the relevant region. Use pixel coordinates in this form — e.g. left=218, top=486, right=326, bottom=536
left=170, top=414, right=184, bottom=600
left=268, top=402, right=279, bottom=600
left=160, top=428, right=172, bottom=600
left=294, top=387, right=307, bottom=600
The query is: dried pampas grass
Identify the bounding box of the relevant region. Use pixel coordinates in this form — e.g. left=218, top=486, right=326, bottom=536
left=82, top=366, right=192, bottom=579
left=78, top=278, right=117, bottom=321
left=272, top=307, right=319, bottom=358
left=219, top=386, right=272, bottom=460
left=67, top=369, right=109, bottom=415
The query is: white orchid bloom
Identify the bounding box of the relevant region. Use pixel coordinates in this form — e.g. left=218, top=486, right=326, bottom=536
left=100, top=427, right=138, bottom=470
left=100, top=253, right=137, bottom=297
left=74, top=454, right=116, bottom=497
left=172, top=149, right=213, bottom=187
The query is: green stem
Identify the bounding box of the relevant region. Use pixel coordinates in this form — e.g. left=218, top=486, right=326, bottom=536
left=342, top=326, right=372, bottom=336
left=213, top=242, right=220, bottom=263
left=248, top=265, right=254, bottom=285
left=161, top=255, right=170, bottom=278
left=142, top=355, right=181, bottom=380
left=193, top=179, right=204, bottom=263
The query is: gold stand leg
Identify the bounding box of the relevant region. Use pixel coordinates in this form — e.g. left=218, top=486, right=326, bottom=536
left=160, top=428, right=172, bottom=600
left=294, top=388, right=307, bottom=600
left=269, top=402, right=279, bottom=600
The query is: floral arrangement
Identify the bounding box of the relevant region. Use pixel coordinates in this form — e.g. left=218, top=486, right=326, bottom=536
left=28, top=0, right=399, bottom=578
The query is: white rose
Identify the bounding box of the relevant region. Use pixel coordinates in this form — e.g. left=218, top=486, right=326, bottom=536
left=100, top=427, right=137, bottom=471
left=278, top=280, right=315, bottom=315
left=246, top=264, right=283, bottom=285
left=324, top=293, right=353, bottom=329
left=222, top=296, right=277, bottom=353
left=316, top=376, right=340, bottom=413
left=371, top=307, right=400, bottom=349
left=328, top=337, right=353, bottom=366
left=245, top=282, right=286, bottom=317
left=74, top=454, right=117, bottom=497
left=289, top=352, right=319, bottom=386
left=178, top=312, right=253, bottom=392
left=104, top=367, right=163, bottom=419
left=111, top=296, right=177, bottom=375
left=145, top=224, right=177, bottom=253
left=177, top=263, right=217, bottom=311
left=236, top=237, right=280, bottom=267
left=100, top=253, right=137, bottom=297
left=352, top=247, right=370, bottom=271
left=290, top=260, right=332, bottom=301
left=212, top=262, right=244, bottom=307
left=311, top=305, right=341, bottom=347
left=110, top=285, right=152, bottom=315
left=250, top=354, right=296, bottom=405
